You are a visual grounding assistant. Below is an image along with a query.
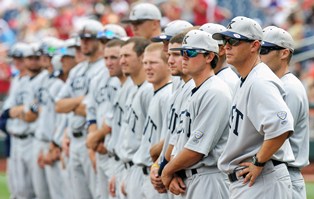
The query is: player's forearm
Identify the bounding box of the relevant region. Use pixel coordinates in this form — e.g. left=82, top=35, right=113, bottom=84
left=150, top=140, right=164, bottom=162
left=165, top=144, right=174, bottom=162
left=74, top=103, right=86, bottom=116
left=256, top=131, right=291, bottom=163
left=99, top=123, right=111, bottom=137
left=55, top=97, right=82, bottom=113
left=20, top=110, right=38, bottom=122
left=164, top=148, right=203, bottom=174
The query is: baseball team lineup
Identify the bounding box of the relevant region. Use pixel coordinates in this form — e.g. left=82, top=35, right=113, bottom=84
left=0, top=2, right=310, bottom=199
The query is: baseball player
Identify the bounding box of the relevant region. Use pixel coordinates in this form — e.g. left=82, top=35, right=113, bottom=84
left=149, top=20, right=193, bottom=159
left=149, top=31, right=195, bottom=198
left=199, top=23, right=239, bottom=95
left=132, top=43, right=172, bottom=199
left=28, top=37, right=64, bottom=199
left=213, top=16, right=295, bottom=199
left=103, top=39, right=136, bottom=199
left=1, top=42, right=30, bottom=199
left=114, top=37, right=153, bottom=198
left=260, top=26, right=310, bottom=199
left=161, top=30, right=231, bottom=199
left=122, top=2, right=162, bottom=39
left=55, top=19, right=105, bottom=199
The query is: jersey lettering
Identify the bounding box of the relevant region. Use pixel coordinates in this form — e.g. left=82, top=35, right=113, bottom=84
left=143, top=116, right=157, bottom=143
left=130, top=108, right=138, bottom=133
left=230, top=105, right=243, bottom=136
left=177, top=109, right=191, bottom=137
left=168, top=104, right=178, bottom=134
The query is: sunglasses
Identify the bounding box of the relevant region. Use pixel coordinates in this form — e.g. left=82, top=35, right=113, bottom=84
left=260, top=46, right=285, bottom=55
left=223, top=38, right=253, bottom=46
left=180, top=49, right=209, bottom=58
left=131, top=19, right=152, bottom=26
left=97, top=30, right=117, bottom=40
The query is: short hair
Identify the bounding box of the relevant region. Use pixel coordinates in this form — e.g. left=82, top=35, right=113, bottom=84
left=122, top=37, right=151, bottom=57
left=105, top=39, right=124, bottom=48
left=210, top=54, right=218, bottom=69
left=144, top=43, right=167, bottom=63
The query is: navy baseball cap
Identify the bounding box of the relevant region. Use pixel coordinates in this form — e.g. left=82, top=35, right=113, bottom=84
left=212, top=16, right=263, bottom=41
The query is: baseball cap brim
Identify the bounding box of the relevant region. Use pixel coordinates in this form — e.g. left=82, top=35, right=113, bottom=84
left=261, top=41, right=278, bottom=47
left=151, top=35, right=172, bottom=42
left=79, top=33, right=97, bottom=39
left=212, top=31, right=250, bottom=40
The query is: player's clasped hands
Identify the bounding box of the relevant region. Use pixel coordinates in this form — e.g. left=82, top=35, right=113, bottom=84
left=149, top=166, right=167, bottom=193
left=239, top=161, right=264, bottom=187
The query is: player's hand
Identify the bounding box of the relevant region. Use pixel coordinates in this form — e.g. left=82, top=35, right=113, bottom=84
left=121, top=180, right=127, bottom=196
left=109, top=176, right=116, bottom=197
left=169, top=176, right=186, bottom=195
left=150, top=164, right=167, bottom=193
left=62, top=135, right=70, bottom=157
left=37, top=151, right=45, bottom=168
left=86, top=133, right=100, bottom=150
left=88, top=149, right=97, bottom=171
left=239, top=162, right=263, bottom=187
left=96, top=142, right=107, bottom=154
left=161, top=165, right=174, bottom=189
left=9, top=106, right=23, bottom=118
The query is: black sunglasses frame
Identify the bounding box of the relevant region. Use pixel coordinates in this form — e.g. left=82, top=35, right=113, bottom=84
left=260, top=46, right=285, bottom=55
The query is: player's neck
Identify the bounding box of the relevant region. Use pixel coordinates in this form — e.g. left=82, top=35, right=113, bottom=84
left=192, top=69, right=214, bottom=87
left=276, top=64, right=289, bottom=79
left=118, top=75, right=128, bottom=85
left=237, top=55, right=260, bottom=78
left=131, top=67, right=146, bottom=86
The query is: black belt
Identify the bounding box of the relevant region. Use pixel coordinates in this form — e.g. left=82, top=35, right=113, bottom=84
left=124, top=161, right=134, bottom=169
left=176, top=169, right=198, bottom=180
left=228, top=160, right=286, bottom=183
left=142, top=166, right=150, bottom=175
left=109, top=153, right=120, bottom=161
left=72, top=131, right=83, bottom=138
left=13, top=133, right=34, bottom=139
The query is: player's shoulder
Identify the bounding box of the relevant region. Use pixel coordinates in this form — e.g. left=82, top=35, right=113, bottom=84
left=281, top=73, right=307, bottom=96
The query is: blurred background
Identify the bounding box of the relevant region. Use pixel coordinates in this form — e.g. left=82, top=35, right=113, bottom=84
left=0, top=0, right=314, bottom=160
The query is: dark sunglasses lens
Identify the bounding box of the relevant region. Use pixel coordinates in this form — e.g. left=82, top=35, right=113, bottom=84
left=223, top=38, right=241, bottom=46
left=260, top=48, right=270, bottom=55
left=186, top=49, right=198, bottom=57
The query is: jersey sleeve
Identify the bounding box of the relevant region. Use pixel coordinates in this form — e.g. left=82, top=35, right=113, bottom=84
left=247, top=80, right=294, bottom=140
left=84, top=79, right=97, bottom=122
left=184, top=89, right=231, bottom=155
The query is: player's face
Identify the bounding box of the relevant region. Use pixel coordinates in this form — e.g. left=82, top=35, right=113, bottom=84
left=12, top=58, right=24, bottom=71
left=223, top=37, right=254, bottom=67
left=143, top=49, right=170, bottom=88
left=61, top=56, right=77, bottom=75
left=104, top=46, right=122, bottom=77
left=39, top=55, right=51, bottom=70
left=80, top=37, right=100, bottom=56
left=168, top=43, right=183, bottom=76
left=24, top=56, right=41, bottom=73
left=131, top=20, right=155, bottom=39
left=74, top=47, right=86, bottom=63
left=120, top=42, right=143, bottom=76
left=260, top=49, right=282, bottom=74
left=181, top=50, right=207, bottom=76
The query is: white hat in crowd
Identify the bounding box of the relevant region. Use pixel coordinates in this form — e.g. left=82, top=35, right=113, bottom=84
left=151, top=20, right=193, bottom=42
left=199, top=23, right=226, bottom=45
left=170, top=29, right=219, bottom=54
left=262, top=26, right=294, bottom=52
left=79, top=19, right=104, bottom=39
left=97, top=24, right=127, bottom=40
left=121, top=3, right=161, bottom=23
left=212, top=16, right=263, bottom=41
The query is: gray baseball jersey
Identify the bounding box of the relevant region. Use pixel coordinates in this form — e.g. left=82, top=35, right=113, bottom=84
left=133, top=82, right=173, bottom=166
left=56, top=59, right=107, bottom=142
left=35, top=74, right=64, bottom=141
left=281, top=73, right=310, bottom=168
left=107, top=77, right=134, bottom=155
left=84, top=69, right=120, bottom=149
left=173, top=76, right=232, bottom=169
left=216, top=66, right=239, bottom=96
left=118, top=81, right=153, bottom=163
left=158, top=78, right=195, bottom=164
left=218, top=63, right=295, bottom=173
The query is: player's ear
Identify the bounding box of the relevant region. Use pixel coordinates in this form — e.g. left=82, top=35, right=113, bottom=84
left=218, top=45, right=225, bottom=56
left=280, top=49, right=290, bottom=60
left=250, top=40, right=261, bottom=53
left=205, top=52, right=215, bottom=64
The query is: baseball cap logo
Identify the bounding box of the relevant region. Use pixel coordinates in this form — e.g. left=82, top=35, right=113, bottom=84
left=277, top=111, right=287, bottom=120
left=183, top=35, right=189, bottom=44
left=227, top=21, right=235, bottom=29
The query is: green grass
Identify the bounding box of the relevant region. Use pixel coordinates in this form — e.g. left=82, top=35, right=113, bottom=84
left=0, top=172, right=313, bottom=199
left=307, top=182, right=314, bottom=199
left=0, top=173, right=9, bottom=199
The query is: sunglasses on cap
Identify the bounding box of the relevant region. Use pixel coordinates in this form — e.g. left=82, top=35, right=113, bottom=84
left=222, top=37, right=253, bottom=46
left=180, top=49, right=209, bottom=58
left=97, top=30, right=117, bottom=40
left=260, top=46, right=285, bottom=55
